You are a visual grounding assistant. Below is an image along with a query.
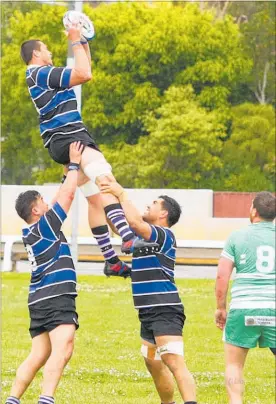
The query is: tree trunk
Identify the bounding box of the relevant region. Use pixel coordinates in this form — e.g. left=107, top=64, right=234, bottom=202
left=254, top=61, right=270, bottom=105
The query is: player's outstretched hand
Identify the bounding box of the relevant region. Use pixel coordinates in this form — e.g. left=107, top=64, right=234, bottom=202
left=100, top=181, right=124, bottom=198
left=215, top=309, right=227, bottom=330
left=64, top=24, right=82, bottom=43
left=69, top=141, right=84, bottom=164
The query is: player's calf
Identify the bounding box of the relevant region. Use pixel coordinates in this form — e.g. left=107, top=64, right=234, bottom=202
left=142, top=344, right=175, bottom=404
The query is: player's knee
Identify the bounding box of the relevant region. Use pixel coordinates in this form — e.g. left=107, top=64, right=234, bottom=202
left=96, top=173, right=115, bottom=185
left=158, top=342, right=184, bottom=369
left=58, top=339, right=74, bottom=365
left=64, top=338, right=74, bottom=363
left=79, top=180, right=99, bottom=197
left=83, top=160, right=112, bottom=184
left=141, top=344, right=161, bottom=362
left=29, top=349, right=50, bottom=370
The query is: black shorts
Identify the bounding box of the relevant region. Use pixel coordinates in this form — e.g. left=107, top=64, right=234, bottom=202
left=48, top=131, right=100, bottom=165
left=29, top=295, right=79, bottom=339
left=138, top=305, right=185, bottom=345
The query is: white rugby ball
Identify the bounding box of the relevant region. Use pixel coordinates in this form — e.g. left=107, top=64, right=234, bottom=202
left=63, top=10, right=95, bottom=41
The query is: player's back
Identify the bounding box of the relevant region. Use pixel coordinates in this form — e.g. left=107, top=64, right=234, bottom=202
left=22, top=202, right=77, bottom=306
left=224, top=222, right=275, bottom=310
left=26, top=65, right=83, bottom=147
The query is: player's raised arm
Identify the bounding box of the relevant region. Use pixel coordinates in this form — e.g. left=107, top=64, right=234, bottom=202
left=66, top=25, right=92, bottom=86
left=56, top=141, right=84, bottom=213
left=81, top=40, right=92, bottom=68
left=101, top=181, right=152, bottom=241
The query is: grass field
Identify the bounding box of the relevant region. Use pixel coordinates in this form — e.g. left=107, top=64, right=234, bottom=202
left=1, top=273, right=275, bottom=404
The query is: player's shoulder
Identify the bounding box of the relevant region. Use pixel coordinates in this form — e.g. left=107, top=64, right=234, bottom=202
left=22, top=222, right=40, bottom=241
left=154, top=225, right=176, bottom=245
left=230, top=224, right=251, bottom=238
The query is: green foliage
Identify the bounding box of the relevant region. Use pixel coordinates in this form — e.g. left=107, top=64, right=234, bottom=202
left=103, top=85, right=226, bottom=188
left=241, top=3, right=276, bottom=105
left=217, top=103, right=275, bottom=192
left=1, top=1, right=274, bottom=191
left=228, top=1, right=276, bottom=106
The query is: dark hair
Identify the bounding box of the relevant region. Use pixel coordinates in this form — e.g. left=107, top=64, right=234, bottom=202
left=159, top=195, right=182, bottom=227
left=20, top=40, right=41, bottom=64
left=253, top=191, right=276, bottom=221
left=15, top=190, right=40, bottom=223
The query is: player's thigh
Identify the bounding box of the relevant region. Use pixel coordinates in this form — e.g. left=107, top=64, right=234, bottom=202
left=155, top=335, right=183, bottom=346
left=224, top=342, right=249, bottom=368
left=155, top=335, right=185, bottom=369
left=77, top=168, right=90, bottom=187
left=30, top=332, right=51, bottom=365
left=224, top=309, right=261, bottom=349
left=50, top=324, right=76, bottom=346
left=258, top=309, right=276, bottom=348
left=81, top=146, right=107, bottom=167
left=81, top=147, right=115, bottom=184
left=141, top=338, right=162, bottom=366
left=49, top=324, right=76, bottom=358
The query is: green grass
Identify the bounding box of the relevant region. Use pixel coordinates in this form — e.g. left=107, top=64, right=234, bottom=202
left=1, top=274, right=275, bottom=404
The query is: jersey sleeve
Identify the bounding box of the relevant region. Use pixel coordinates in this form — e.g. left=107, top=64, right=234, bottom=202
left=34, top=66, right=72, bottom=89
left=221, top=233, right=236, bottom=263
left=38, top=202, right=67, bottom=240
left=149, top=225, right=174, bottom=253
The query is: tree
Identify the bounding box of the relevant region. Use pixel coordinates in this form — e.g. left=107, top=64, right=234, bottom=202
left=0, top=2, right=262, bottom=187
left=103, top=85, right=226, bottom=189
left=241, top=3, right=276, bottom=105
left=218, top=103, right=275, bottom=191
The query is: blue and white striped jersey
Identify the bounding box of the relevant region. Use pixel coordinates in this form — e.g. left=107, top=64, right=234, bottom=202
left=131, top=225, right=182, bottom=310
left=26, top=65, right=85, bottom=147
left=22, top=202, right=77, bottom=306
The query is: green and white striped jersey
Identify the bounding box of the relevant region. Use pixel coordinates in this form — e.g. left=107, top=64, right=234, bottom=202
left=221, top=222, right=275, bottom=310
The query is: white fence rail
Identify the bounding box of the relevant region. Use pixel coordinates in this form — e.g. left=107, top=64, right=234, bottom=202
left=1, top=235, right=225, bottom=272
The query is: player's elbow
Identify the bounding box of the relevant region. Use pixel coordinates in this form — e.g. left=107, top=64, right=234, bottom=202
left=83, top=70, right=92, bottom=82
left=78, top=70, right=92, bottom=84
left=70, top=69, right=92, bottom=85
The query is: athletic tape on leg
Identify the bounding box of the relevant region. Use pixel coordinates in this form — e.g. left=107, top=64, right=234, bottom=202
left=83, top=161, right=112, bottom=183
left=79, top=181, right=99, bottom=197
left=157, top=341, right=184, bottom=357
left=141, top=345, right=161, bottom=360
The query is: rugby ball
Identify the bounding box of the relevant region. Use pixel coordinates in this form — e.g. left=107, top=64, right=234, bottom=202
left=63, top=10, right=95, bottom=41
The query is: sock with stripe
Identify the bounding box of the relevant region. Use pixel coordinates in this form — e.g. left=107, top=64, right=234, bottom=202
left=104, top=203, right=134, bottom=242
left=38, top=395, right=55, bottom=404
left=184, top=401, right=197, bottom=404
left=5, top=397, right=20, bottom=404
left=91, top=225, right=119, bottom=264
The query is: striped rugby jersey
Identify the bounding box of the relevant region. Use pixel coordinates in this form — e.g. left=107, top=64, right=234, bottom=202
left=26, top=65, right=85, bottom=147
left=22, top=202, right=77, bottom=306
left=131, top=225, right=183, bottom=310
left=221, top=222, right=275, bottom=310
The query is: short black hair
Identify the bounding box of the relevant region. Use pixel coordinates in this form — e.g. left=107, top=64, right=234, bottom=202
left=253, top=191, right=276, bottom=221
left=159, top=195, right=182, bottom=227
left=15, top=190, right=41, bottom=223
left=20, top=40, right=41, bottom=64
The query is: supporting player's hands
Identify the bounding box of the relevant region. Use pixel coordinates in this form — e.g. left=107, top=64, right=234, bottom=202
left=215, top=309, right=227, bottom=330
left=69, top=141, right=84, bottom=164
left=100, top=180, right=124, bottom=198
